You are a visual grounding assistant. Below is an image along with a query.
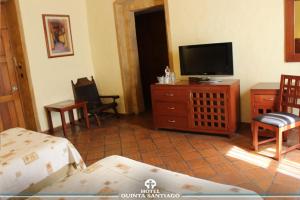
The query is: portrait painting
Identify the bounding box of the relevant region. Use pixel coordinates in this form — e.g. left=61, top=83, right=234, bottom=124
left=42, top=14, right=74, bottom=58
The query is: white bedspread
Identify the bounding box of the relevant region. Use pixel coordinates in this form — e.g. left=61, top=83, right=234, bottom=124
left=0, top=128, right=85, bottom=195
left=32, top=155, right=262, bottom=200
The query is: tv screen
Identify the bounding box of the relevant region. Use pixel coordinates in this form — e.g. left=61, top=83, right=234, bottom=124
left=179, top=42, right=233, bottom=75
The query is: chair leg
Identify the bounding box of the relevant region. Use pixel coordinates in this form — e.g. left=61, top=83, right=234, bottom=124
left=252, top=121, right=259, bottom=151
left=275, top=129, right=283, bottom=161
left=113, top=107, right=120, bottom=118
left=94, top=114, right=101, bottom=127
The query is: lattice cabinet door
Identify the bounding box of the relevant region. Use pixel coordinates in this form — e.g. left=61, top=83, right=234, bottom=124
left=189, top=87, right=229, bottom=131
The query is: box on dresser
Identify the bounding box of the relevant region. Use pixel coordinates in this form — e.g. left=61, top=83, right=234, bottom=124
left=151, top=80, right=240, bottom=137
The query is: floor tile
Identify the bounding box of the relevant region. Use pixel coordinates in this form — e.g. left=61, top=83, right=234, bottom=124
left=52, top=112, right=300, bottom=196
left=179, top=150, right=202, bottom=161
left=192, top=164, right=217, bottom=179
left=186, top=159, right=207, bottom=170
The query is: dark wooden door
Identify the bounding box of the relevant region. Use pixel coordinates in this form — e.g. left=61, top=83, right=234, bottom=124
left=135, top=7, right=169, bottom=110
left=0, top=4, right=25, bottom=131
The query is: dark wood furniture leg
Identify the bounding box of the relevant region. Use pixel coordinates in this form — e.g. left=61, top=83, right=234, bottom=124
left=45, top=108, right=54, bottom=134
left=93, top=114, right=100, bottom=127
left=113, top=107, right=120, bottom=118
left=68, top=110, right=75, bottom=125
left=82, top=104, right=90, bottom=128
left=60, top=111, right=67, bottom=137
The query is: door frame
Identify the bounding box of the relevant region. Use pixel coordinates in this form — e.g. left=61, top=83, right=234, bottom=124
left=113, top=0, right=173, bottom=114
left=2, top=0, right=40, bottom=130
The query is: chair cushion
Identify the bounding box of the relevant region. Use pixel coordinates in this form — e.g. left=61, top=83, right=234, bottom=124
left=253, top=112, right=300, bottom=128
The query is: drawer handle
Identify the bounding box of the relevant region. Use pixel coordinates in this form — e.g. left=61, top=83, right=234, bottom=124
left=167, top=107, right=175, bottom=110
left=263, top=98, right=274, bottom=101
left=165, top=93, right=174, bottom=97
left=168, top=119, right=176, bottom=123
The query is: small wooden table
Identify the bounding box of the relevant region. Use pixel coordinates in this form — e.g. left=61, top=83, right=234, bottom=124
left=250, top=82, right=280, bottom=118
left=45, top=100, right=90, bottom=137
left=250, top=82, right=280, bottom=137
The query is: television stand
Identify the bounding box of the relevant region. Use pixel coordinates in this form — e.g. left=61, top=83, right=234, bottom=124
left=188, top=77, right=222, bottom=83
left=151, top=80, right=240, bottom=137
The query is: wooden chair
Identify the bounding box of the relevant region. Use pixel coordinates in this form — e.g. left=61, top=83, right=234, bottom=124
left=71, top=76, right=119, bottom=126
left=252, top=75, right=300, bottom=160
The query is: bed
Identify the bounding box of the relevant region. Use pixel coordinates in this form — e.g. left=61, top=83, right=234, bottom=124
left=0, top=128, right=85, bottom=196
left=1, top=128, right=262, bottom=199
left=31, top=155, right=262, bottom=200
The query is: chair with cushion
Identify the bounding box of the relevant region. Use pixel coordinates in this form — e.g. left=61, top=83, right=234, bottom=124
left=71, top=76, right=119, bottom=126
left=252, top=74, right=300, bottom=160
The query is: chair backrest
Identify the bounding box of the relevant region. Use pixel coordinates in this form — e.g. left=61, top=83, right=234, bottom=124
left=279, top=74, right=300, bottom=116
left=71, top=76, right=102, bottom=110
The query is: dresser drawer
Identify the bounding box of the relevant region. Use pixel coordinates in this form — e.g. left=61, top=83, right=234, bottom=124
left=254, top=94, right=278, bottom=105
left=155, top=116, right=187, bottom=130
left=152, top=88, right=187, bottom=102
left=154, top=102, right=187, bottom=116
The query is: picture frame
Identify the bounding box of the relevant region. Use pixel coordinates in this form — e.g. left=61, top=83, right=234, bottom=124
left=42, top=14, right=74, bottom=58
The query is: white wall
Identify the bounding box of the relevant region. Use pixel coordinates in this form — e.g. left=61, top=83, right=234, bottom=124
left=85, top=0, right=125, bottom=113
left=168, top=0, right=300, bottom=122
left=18, top=0, right=95, bottom=131
left=85, top=0, right=300, bottom=123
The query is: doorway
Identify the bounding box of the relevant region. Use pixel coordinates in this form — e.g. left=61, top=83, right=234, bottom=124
left=114, top=0, right=173, bottom=114
left=0, top=0, right=38, bottom=131
left=135, top=7, right=169, bottom=110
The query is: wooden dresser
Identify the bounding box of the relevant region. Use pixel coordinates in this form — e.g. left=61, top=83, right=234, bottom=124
left=250, top=83, right=280, bottom=118
left=151, top=80, right=240, bottom=137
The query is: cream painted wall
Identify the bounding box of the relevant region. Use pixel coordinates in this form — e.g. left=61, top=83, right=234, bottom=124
left=85, top=0, right=125, bottom=113
left=168, top=0, right=300, bottom=122
left=18, top=0, right=95, bottom=131
left=85, top=0, right=300, bottom=123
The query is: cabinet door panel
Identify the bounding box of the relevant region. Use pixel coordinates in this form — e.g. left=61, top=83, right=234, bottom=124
left=188, top=88, right=229, bottom=131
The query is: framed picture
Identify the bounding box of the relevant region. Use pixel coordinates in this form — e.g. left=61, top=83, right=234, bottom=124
left=42, top=14, right=74, bottom=58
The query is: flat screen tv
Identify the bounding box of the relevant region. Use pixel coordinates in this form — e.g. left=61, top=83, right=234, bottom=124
left=179, top=42, right=233, bottom=76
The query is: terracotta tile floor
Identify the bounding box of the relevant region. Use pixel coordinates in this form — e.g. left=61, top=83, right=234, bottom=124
left=52, top=113, right=300, bottom=198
